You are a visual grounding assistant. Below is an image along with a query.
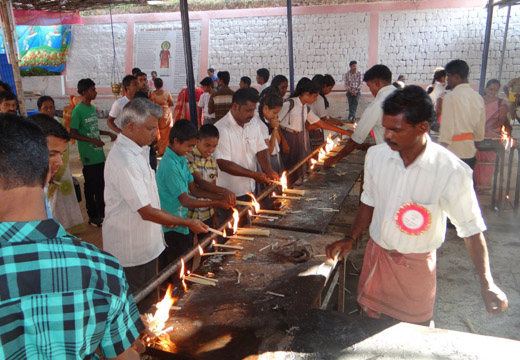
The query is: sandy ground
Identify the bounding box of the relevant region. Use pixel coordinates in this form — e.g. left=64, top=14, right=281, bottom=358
left=67, top=116, right=520, bottom=343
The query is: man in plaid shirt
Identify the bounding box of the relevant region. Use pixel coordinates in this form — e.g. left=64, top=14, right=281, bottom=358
left=344, top=60, right=362, bottom=122
left=0, top=114, right=145, bottom=359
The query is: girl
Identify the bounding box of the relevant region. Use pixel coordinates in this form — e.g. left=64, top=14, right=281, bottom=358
left=150, top=77, right=174, bottom=155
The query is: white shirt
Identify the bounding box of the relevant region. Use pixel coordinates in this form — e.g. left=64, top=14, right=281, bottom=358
left=428, top=81, right=445, bottom=107
left=351, top=85, right=396, bottom=145
left=253, top=115, right=279, bottom=155
left=198, top=92, right=214, bottom=119
left=259, top=82, right=269, bottom=94
left=278, top=97, right=320, bottom=132
left=108, top=96, right=130, bottom=128
left=439, top=83, right=485, bottom=159
left=309, top=95, right=327, bottom=119
left=361, top=136, right=486, bottom=254
left=214, top=111, right=268, bottom=196
left=103, top=134, right=164, bottom=267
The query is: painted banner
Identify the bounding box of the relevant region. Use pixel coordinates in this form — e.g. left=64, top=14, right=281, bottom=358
left=0, top=25, right=71, bottom=72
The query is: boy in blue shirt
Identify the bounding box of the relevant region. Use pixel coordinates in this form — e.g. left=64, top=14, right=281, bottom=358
left=156, top=119, right=233, bottom=268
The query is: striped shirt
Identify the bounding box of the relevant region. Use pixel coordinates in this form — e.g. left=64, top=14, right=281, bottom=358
left=343, top=70, right=362, bottom=94
left=208, top=85, right=235, bottom=121
left=186, top=145, right=218, bottom=221
left=0, top=220, right=144, bottom=359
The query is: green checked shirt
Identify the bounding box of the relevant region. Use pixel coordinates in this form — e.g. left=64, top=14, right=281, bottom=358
left=0, top=220, right=144, bottom=359
left=186, top=145, right=218, bottom=222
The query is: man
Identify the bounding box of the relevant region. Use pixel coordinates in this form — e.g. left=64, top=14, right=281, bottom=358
left=107, top=74, right=139, bottom=133
left=439, top=59, right=485, bottom=169
left=149, top=70, right=158, bottom=90
left=256, top=68, right=270, bottom=93
left=0, top=114, right=145, bottom=359
left=325, top=64, right=396, bottom=167
left=208, top=67, right=218, bottom=88
left=214, top=88, right=279, bottom=221
left=131, top=67, right=141, bottom=76
left=0, top=91, right=17, bottom=114
left=344, top=60, right=362, bottom=122
left=326, top=86, right=508, bottom=324
left=136, top=71, right=149, bottom=93
left=503, top=76, right=520, bottom=123
left=240, top=76, right=251, bottom=89
left=70, top=78, right=117, bottom=227
left=208, top=71, right=234, bottom=122
left=103, top=98, right=208, bottom=293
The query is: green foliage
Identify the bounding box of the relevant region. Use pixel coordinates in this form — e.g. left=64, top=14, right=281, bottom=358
left=20, top=67, right=61, bottom=77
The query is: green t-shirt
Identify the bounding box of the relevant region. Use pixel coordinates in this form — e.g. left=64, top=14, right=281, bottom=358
left=70, top=102, right=105, bottom=166
left=156, top=147, right=194, bottom=235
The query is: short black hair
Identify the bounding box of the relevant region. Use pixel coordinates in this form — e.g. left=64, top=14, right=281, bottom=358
left=0, top=91, right=17, bottom=103
left=486, top=78, right=501, bottom=88
left=199, top=124, right=219, bottom=139
left=153, top=77, right=163, bottom=89
left=363, top=65, right=392, bottom=83
left=28, top=113, right=71, bottom=141
left=383, top=85, right=435, bottom=125
left=232, top=87, right=259, bottom=106
left=256, top=68, right=270, bottom=83
left=37, top=95, right=54, bottom=110
left=398, top=75, right=405, bottom=81
left=349, top=60, right=357, bottom=67
left=323, top=74, right=335, bottom=87
left=137, top=72, right=147, bottom=78
left=217, top=71, right=230, bottom=85
left=0, top=114, right=49, bottom=190
left=151, top=70, right=157, bottom=76
left=240, top=76, right=251, bottom=86
left=0, top=80, right=13, bottom=93
left=200, top=77, right=214, bottom=87
left=445, top=59, right=469, bottom=79
left=133, top=91, right=149, bottom=99
left=131, top=67, right=141, bottom=76
left=122, top=74, right=137, bottom=89
left=77, top=78, right=95, bottom=95
left=169, top=119, right=198, bottom=144
left=208, top=67, right=215, bottom=73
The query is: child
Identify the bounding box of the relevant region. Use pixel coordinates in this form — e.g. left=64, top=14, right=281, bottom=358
left=197, top=77, right=215, bottom=126
left=69, top=78, right=116, bottom=227
left=279, top=77, right=352, bottom=185
left=186, top=124, right=236, bottom=227
left=156, top=120, right=233, bottom=267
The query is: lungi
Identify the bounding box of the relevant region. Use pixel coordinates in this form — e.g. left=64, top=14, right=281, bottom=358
left=357, top=238, right=437, bottom=323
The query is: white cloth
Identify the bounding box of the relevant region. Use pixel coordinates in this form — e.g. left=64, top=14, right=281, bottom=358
left=278, top=97, right=320, bottom=132
left=361, top=135, right=486, bottom=254
left=198, top=92, right=215, bottom=119
left=438, top=83, right=485, bottom=159
left=253, top=115, right=279, bottom=155
left=259, top=82, right=269, bottom=94
left=351, top=85, right=396, bottom=145
left=309, top=95, right=327, bottom=118
left=428, top=81, right=445, bottom=107
left=108, top=96, right=130, bottom=128
left=103, top=134, right=164, bottom=267
left=214, top=111, right=268, bottom=196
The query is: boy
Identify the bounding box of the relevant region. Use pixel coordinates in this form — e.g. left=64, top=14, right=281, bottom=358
left=156, top=120, right=233, bottom=267
left=197, top=77, right=215, bottom=126
left=70, top=78, right=117, bottom=227
left=186, top=124, right=236, bottom=227
left=239, top=76, right=251, bottom=89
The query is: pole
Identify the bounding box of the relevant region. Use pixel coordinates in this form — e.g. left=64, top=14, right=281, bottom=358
left=286, top=0, right=295, bottom=93
left=497, top=5, right=511, bottom=83
left=479, top=0, right=494, bottom=95
left=179, top=0, right=198, bottom=127
left=0, top=0, right=26, bottom=116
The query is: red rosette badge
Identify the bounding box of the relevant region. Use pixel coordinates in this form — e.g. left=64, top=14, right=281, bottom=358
left=395, top=203, right=431, bottom=236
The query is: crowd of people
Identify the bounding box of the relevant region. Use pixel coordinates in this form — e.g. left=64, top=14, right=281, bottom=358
left=0, top=58, right=512, bottom=358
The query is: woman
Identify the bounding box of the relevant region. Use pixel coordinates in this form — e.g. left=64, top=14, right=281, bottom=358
left=262, top=74, right=289, bottom=97
left=150, top=77, right=174, bottom=155
left=38, top=95, right=85, bottom=234
left=427, top=68, right=447, bottom=108
left=474, top=79, right=511, bottom=192
left=279, top=78, right=351, bottom=185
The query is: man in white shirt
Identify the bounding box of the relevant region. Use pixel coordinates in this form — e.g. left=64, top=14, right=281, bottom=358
left=325, top=65, right=396, bottom=168
left=103, top=98, right=208, bottom=293
left=106, top=75, right=139, bottom=134
left=214, top=87, right=279, bottom=222
left=439, top=59, right=485, bottom=169
left=257, top=68, right=270, bottom=94
left=326, top=86, right=507, bottom=323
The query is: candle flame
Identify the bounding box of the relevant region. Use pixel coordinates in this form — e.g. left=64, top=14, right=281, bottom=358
left=147, top=284, right=177, bottom=334
left=272, top=191, right=276, bottom=197
left=198, top=245, right=203, bottom=256
left=501, top=125, right=515, bottom=150
left=212, top=239, right=216, bottom=245
left=247, top=192, right=261, bottom=213
left=228, top=222, right=232, bottom=229
left=179, top=258, right=185, bottom=280
left=318, top=148, right=327, bottom=162
left=280, top=171, right=288, bottom=192
left=310, top=158, right=317, bottom=170
left=232, top=207, right=239, bottom=234
left=325, top=134, right=334, bottom=153
left=248, top=209, right=252, bottom=216
left=223, top=229, right=227, bottom=237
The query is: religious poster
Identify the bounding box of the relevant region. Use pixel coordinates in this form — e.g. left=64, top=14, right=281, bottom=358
left=0, top=25, right=71, bottom=72
left=133, top=21, right=201, bottom=94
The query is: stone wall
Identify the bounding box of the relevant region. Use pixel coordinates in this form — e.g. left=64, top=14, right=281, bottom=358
left=66, top=23, right=127, bottom=90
